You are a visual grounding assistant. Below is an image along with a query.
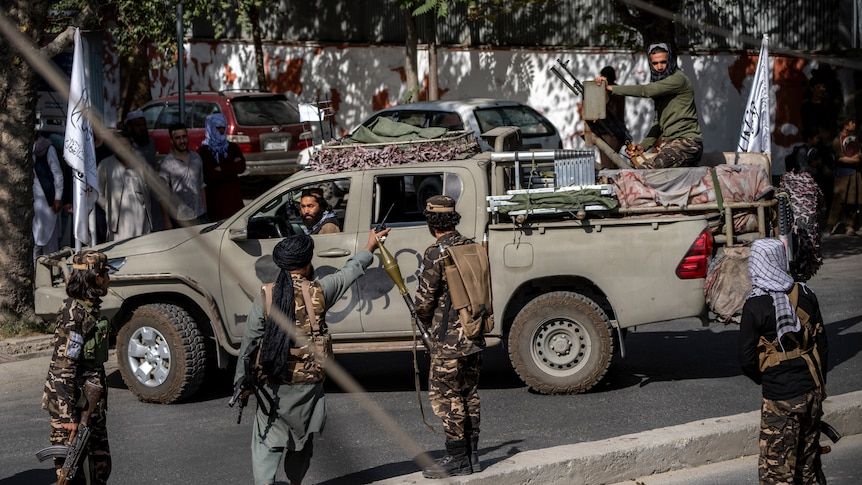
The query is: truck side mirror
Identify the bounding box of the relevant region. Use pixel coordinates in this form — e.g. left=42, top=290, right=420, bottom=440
left=229, top=227, right=248, bottom=242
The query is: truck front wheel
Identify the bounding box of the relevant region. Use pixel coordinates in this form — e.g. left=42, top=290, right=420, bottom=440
left=508, top=291, right=613, bottom=394
left=116, top=303, right=207, bottom=404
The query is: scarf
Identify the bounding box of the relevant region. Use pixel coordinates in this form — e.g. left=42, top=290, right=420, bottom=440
left=747, top=238, right=801, bottom=350
left=303, top=210, right=338, bottom=235
left=259, top=235, right=314, bottom=379
left=202, top=113, right=229, bottom=163
left=648, top=43, right=679, bottom=83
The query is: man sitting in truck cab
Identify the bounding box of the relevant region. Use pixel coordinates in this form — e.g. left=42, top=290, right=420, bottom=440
left=595, top=42, right=703, bottom=169
left=300, top=187, right=340, bottom=235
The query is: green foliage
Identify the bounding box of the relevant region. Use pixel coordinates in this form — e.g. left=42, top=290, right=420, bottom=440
left=0, top=312, right=51, bottom=339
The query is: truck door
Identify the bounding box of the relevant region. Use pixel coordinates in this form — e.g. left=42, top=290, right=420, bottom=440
left=219, top=174, right=365, bottom=341
left=356, top=167, right=477, bottom=336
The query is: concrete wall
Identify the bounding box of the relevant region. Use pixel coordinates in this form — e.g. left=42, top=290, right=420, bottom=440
left=150, top=41, right=857, bottom=174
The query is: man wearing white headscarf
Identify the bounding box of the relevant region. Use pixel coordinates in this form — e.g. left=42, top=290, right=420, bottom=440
left=595, top=42, right=703, bottom=168
left=739, top=238, right=828, bottom=484
left=33, top=132, right=64, bottom=262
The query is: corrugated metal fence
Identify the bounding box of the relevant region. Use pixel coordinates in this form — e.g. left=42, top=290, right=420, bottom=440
left=193, top=0, right=858, bottom=52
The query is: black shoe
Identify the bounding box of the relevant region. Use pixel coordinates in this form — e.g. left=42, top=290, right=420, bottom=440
left=422, top=440, right=472, bottom=479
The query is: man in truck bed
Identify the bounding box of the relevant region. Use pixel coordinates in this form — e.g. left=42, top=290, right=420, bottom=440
left=596, top=42, right=703, bottom=169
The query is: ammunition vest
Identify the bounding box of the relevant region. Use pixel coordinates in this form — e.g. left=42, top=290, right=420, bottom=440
left=71, top=299, right=109, bottom=367
left=441, top=241, right=494, bottom=339
left=260, top=278, right=331, bottom=385
left=757, top=284, right=826, bottom=393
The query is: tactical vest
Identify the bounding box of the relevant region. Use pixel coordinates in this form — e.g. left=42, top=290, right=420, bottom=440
left=69, top=299, right=109, bottom=367
left=440, top=241, right=494, bottom=339
left=757, top=284, right=826, bottom=393
left=260, top=278, right=331, bottom=384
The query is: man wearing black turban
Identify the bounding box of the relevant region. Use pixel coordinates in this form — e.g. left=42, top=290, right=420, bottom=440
left=235, top=228, right=389, bottom=485
left=596, top=42, right=703, bottom=169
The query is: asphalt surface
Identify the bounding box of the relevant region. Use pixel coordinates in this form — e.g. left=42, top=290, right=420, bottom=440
left=1, top=236, right=861, bottom=485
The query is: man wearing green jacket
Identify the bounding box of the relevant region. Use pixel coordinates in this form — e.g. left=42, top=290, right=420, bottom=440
left=596, top=43, right=703, bottom=169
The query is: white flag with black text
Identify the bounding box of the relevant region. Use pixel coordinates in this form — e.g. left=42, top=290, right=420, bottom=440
left=63, top=28, right=99, bottom=245
left=737, top=35, right=772, bottom=153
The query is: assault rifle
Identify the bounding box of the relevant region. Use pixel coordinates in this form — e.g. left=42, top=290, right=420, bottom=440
left=374, top=204, right=434, bottom=352
left=228, top=340, right=275, bottom=424
left=36, top=381, right=103, bottom=485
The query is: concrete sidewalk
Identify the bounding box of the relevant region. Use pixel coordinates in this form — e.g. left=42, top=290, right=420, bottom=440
left=375, top=390, right=862, bottom=485
left=0, top=334, right=54, bottom=363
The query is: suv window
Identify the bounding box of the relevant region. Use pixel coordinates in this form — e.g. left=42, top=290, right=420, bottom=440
left=189, top=102, right=220, bottom=128
left=155, top=103, right=181, bottom=129
left=247, top=179, right=350, bottom=239
left=474, top=106, right=554, bottom=136
left=371, top=173, right=463, bottom=227
left=232, top=96, right=300, bottom=126
left=142, top=104, right=163, bottom=130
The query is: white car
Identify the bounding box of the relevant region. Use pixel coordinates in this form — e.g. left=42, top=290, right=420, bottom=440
left=358, top=98, right=563, bottom=151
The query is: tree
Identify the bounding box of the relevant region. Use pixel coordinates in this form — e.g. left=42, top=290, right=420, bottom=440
left=232, top=0, right=270, bottom=91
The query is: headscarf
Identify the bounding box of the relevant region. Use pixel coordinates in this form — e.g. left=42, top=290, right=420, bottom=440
left=647, top=43, right=679, bottom=83
left=202, top=113, right=229, bottom=162
left=747, top=238, right=801, bottom=350
left=258, top=235, right=315, bottom=378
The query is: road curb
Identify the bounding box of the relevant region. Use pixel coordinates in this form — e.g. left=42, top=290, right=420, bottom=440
left=375, top=390, right=862, bottom=485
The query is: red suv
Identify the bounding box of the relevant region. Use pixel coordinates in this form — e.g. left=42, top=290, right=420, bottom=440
left=139, top=91, right=312, bottom=176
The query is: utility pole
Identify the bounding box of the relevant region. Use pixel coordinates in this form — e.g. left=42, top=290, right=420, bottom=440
left=176, top=1, right=185, bottom=123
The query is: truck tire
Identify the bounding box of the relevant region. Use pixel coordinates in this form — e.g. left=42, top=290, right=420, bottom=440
left=116, top=303, right=207, bottom=404
left=508, top=291, right=613, bottom=394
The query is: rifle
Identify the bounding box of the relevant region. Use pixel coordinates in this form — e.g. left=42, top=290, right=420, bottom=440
left=228, top=341, right=275, bottom=423
left=36, top=381, right=103, bottom=485
left=374, top=204, right=434, bottom=352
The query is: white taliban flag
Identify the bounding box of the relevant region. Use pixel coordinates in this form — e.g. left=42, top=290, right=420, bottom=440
left=737, top=34, right=772, bottom=153
left=63, top=28, right=99, bottom=246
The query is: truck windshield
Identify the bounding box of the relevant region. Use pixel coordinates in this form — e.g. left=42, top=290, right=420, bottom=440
left=232, top=96, right=300, bottom=126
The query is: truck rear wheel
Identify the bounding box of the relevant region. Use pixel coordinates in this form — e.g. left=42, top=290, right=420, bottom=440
left=116, top=303, right=207, bottom=404
left=508, top=291, right=613, bottom=394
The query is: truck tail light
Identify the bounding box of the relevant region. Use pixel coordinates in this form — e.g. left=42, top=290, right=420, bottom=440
left=227, top=134, right=253, bottom=153
left=675, top=229, right=713, bottom=279
left=295, top=130, right=313, bottom=150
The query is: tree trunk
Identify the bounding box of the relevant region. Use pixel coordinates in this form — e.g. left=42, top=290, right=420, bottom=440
left=402, top=7, right=420, bottom=103
left=0, top=0, right=50, bottom=326
left=428, top=14, right=439, bottom=101
left=119, top=43, right=153, bottom=121
left=249, top=4, right=267, bottom=91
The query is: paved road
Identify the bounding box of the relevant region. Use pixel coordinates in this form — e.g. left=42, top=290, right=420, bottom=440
left=1, top=236, right=861, bottom=484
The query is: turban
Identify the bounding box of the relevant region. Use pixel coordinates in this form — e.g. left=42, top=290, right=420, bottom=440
left=273, top=235, right=314, bottom=271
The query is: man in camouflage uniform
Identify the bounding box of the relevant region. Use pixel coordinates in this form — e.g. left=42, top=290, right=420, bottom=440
left=234, top=228, right=387, bottom=485
left=415, top=195, right=486, bottom=478
left=739, top=239, right=828, bottom=484
left=42, top=250, right=113, bottom=484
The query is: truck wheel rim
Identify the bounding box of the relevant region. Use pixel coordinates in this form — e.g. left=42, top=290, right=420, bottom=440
left=531, top=317, right=590, bottom=377
left=126, top=326, right=172, bottom=387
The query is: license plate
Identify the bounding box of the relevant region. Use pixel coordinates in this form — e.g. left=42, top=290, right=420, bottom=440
left=264, top=139, right=289, bottom=151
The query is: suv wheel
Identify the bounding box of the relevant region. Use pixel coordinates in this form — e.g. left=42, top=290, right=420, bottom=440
left=508, top=291, right=613, bottom=394
left=116, top=303, right=207, bottom=404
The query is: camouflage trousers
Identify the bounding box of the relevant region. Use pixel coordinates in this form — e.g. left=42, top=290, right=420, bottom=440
left=49, top=399, right=111, bottom=485
left=429, top=353, right=482, bottom=442
left=641, top=138, right=703, bottom=169
left=759, top=390, right=825, bottom=485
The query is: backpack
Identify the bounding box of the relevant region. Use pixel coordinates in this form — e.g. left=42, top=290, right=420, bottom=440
left=443, top=242, right=494, bottom=338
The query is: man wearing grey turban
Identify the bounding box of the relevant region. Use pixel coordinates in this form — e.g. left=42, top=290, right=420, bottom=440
left=596, top=42, right=703, bottom=169
left=235, top=228, right=389, bottom=485
left=739, top=238, right=828, bottom=484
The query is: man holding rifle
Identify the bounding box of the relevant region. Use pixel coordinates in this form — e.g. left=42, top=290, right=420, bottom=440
left=233, top=228, right=388, bottom=485
left=415, top=195, right=491, bottom=478
left=41, top=251, right=113, bottom=484
left=596, top=42, right=703, bottom=168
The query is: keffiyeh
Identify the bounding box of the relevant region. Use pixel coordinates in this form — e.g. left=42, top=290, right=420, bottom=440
left=647, top=43, right=679, bottom=83
left=203, top=113, right=229, bottom=162
left=747, top=238, right=801, bottom=350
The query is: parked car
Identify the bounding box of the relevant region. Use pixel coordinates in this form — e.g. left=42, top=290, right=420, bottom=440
left=357, top=98, right=563, bottom=151
left=139, top=91, right=313, bottom=176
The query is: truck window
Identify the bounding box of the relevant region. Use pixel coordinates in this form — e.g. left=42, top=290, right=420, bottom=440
left=247, top=179, right=350, bottom=239
left=371, top=173, right=462, bottom=227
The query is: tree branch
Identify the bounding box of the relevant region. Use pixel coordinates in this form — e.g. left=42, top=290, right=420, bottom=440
left=40, top=4, right=97, bottom=57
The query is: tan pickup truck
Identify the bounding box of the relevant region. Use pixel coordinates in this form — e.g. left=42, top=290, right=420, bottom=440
left=35, top=140, right=770, bottom=403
